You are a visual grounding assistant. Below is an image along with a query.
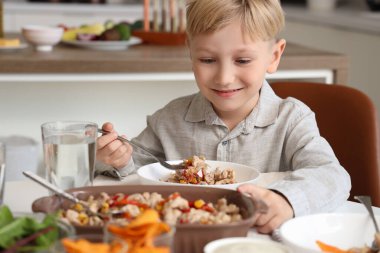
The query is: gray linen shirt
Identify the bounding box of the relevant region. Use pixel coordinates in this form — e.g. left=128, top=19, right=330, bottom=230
left=102, top=81, right=351, bottom=217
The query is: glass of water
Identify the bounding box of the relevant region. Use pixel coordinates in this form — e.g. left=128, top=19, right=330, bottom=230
left=41, top=121, right=97, bottom=190
left=0, top=142, right=5, bottom=205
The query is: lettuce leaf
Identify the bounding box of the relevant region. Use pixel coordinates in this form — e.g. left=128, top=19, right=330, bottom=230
left=0, top=206, right=59, bottom=251
left=0, top=205, right=14, bottom=228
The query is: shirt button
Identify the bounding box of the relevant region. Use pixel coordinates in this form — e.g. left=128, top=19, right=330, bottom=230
left=222, top=141, right=228, bottom=146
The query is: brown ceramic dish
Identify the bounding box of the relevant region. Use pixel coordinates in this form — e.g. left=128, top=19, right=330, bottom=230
left=132, top=30, right=186, bottom=45
left=32, top=185, right=256, bottom=253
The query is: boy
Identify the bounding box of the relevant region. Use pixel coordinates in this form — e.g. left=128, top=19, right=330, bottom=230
left=96, top=0, right=351, bottom=233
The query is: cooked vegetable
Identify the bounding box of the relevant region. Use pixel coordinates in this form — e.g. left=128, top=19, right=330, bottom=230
left=62, top=209, right=170, bottom=253
left=316, top=240, right=347, bottom=253
left=0, top=205, right=60, bottom=252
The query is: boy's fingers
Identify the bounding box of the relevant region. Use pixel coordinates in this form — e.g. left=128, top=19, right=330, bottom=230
left=102, top=122, right=114, bottom=133
left=238, top=183, right=266, bottom=199
left=97, top=132, right=118, bottom=149
left=255, top=215, right=283, bottom=234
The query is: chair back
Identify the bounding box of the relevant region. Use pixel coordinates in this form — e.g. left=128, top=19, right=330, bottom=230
left=271, top=82, right=380, bottom=207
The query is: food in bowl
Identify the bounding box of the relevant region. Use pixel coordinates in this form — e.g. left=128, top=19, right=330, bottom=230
left=0, top=205, right=74, bottom=252
left=316, top=238, right=379, bottom=253
left=59, top=209, right=173, bottom=253
left=59, top=191, right=242, bottom=227
left=32, top=185, right=256, bottom=253
left=137, top=159, right=259, bottom=189
left=165, top=156, right=236, bottom=185
left=279, top=213, right=380, bottom=253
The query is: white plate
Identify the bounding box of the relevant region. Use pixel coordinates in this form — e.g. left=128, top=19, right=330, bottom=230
left=61, top=36, right=142, bottom=51
left=279, top=213, right=380, bottom=253
left=0, top=43, right=28, bottom=52
left=137, top=160, right=260, bottom=190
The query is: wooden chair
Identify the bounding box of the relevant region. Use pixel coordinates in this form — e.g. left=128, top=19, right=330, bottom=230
left=270, top=82, right=380, bottom=207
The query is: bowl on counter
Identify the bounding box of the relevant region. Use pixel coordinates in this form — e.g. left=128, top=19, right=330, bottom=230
left=31, top=185, right=257, bottom=253
left=137, top=160, right=260, bottom=190
left=22, top=25, right=63, bottom=52
left=279, top=213, right=380, bottom=253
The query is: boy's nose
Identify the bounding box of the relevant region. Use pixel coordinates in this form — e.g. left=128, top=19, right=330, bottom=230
left=214, top=64, right=235, bottom=87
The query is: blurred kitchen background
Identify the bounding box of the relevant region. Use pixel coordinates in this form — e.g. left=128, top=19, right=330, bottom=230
left=0, top=0, right=379, bottom=178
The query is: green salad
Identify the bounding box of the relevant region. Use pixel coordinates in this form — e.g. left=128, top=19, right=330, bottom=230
left=0, top=205, right=61, bottom=252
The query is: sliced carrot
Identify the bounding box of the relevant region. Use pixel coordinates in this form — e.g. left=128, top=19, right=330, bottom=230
left=61, top=238, right=111, bottom=253
left=128, top=209, right=160, bottom=228
left=316, top=240, right=348, bottom=253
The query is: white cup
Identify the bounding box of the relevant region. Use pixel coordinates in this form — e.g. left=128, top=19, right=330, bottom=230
left=41, top=121, right=98, bottom=191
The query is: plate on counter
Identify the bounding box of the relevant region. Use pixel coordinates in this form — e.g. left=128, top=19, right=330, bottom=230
left=0, top=43, right=28, bottom=52
left=61, top=36, right=142, bottom=51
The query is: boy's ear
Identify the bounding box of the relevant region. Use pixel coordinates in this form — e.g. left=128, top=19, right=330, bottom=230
left=266, top=39, right=286, bottom=74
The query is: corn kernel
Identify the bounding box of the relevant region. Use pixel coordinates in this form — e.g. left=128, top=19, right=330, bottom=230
left=194, top=199, right=205, bottom=209
left=74, top=203, right=84, bottom=212
left=100, top=202, right=109, bottom=213
left=78, top=212, right=89, bottom=225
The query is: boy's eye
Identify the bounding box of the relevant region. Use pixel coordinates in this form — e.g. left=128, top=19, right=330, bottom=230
left=235, top=58, right=251, bottom=64
left=199, top=58, right=215, bottom=64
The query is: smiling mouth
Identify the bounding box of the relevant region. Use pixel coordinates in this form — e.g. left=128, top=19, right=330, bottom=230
left=212, top=88, right=243, bottom=98
left=213, top=88, right=243, bottom=93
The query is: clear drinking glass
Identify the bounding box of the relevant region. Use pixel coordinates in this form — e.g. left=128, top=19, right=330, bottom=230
left=41, top=121, right=97, bottom=191
left=0, top=142, right=5, bottom=205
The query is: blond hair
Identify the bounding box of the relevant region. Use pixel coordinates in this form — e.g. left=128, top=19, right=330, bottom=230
left=186, top=0, right=285, bottom=41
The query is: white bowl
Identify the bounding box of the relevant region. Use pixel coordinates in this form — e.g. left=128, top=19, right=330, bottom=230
left=22, top=25, right=63, bottom=52
left=279, top=213, right=379, bottom=253
left=204, top=237, right=291, bottom=253
left=137, top=160, right=260, bottom=189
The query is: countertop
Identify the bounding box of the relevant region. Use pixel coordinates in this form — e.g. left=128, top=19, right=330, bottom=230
left=0, top=40, right=348, bottom=83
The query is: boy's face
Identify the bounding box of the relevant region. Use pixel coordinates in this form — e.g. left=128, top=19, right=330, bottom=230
left=188, top=21, right=285, bottom=121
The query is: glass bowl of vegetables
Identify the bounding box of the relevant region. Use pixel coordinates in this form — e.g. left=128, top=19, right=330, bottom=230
left=0, top=205, right=75, bottom=252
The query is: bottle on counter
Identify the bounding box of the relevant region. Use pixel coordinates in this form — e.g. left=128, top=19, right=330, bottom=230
left=0, top=0, right=3, bottom=38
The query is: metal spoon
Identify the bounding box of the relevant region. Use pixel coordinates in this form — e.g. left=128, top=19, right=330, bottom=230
left=354, top=195, right=380, bottom=251
left=98, top=129, right=184, bottom=170
left=22, top=171, right=123, bottom=219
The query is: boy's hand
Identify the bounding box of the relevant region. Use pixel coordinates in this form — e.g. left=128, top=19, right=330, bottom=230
left=96, top=122, right=133, bottom=170
left=237, top=184, right=294, bottom=234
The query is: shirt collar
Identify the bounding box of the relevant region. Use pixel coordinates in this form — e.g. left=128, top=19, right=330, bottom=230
left=184, top=80, right=281, bottom=130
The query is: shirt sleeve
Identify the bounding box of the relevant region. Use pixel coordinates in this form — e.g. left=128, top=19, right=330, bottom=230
left=95, top=158, right=136, bottom=178
left=268, top=108, right=351, bottom=216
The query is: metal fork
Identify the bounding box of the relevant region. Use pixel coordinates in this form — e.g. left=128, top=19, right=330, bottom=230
left=22, top=171, right=124, bottom=219
left=354, top=195, right=380, bottom=252
left=97, top=129, right=184, bottom=170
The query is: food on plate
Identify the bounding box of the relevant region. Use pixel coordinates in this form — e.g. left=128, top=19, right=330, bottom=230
left=165, top=156, right=236, bottom=185
left=316, top=236, right=380, bottom=253
left=61, top=20, right=140, bottom=42
left=61, top=209, right=171, bottom=253
left=98, top=23, right=130, bottom=41
left=0, top=38, right=20, bottom=47
left=0, top=205, right=63, bottom=252
left=62, top=23, right=105, bottom=41
left=59, top=191, right=242, bottom=227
